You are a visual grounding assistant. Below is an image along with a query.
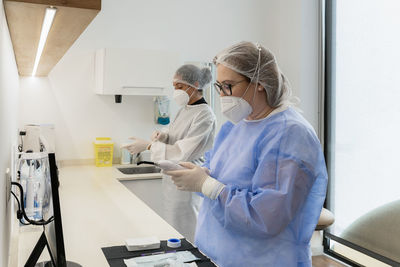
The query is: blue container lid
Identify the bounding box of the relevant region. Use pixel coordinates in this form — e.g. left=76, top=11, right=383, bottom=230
left=157, top=117, right=170, bottom=125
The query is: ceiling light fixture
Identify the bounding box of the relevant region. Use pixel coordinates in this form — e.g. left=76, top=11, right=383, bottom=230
left=32, top=7, right=57, bottom=76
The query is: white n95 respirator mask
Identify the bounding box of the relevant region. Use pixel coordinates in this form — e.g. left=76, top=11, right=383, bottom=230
left=173, top=88, right=191, bottom=106
left=220, top=96, right=252, bottom=124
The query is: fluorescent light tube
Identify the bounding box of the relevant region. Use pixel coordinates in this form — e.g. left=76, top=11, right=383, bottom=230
left=32, top=7, right=57, bottom=76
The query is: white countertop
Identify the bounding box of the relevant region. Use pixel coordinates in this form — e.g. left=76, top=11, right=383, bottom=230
left=15, top=165, right=182, bottom=267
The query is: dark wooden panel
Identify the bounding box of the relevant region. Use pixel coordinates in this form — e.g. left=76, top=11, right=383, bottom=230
left=4, top=0, right=101, bottom=10
left=4, top=1, right=100, bottom=76
left=37, top=6, right=99, bottom=76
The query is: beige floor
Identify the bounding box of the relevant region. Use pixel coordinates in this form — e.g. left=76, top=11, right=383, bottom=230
left=312, top=255, right=348, bottom=267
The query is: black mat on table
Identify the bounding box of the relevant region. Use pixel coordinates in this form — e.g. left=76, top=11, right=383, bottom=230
left=101, top=238, right=216, bottom=267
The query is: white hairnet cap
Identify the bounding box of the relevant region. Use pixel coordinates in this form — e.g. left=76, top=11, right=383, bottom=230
left=173, top=64, right=212, bottom=90
left=213, top=41, right=293, bottom=108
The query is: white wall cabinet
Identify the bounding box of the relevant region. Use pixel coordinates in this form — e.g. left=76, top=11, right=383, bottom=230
left=95, top=48, right=180, bottom=96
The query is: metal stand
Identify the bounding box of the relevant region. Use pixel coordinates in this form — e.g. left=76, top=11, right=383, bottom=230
left=25, top=232, right=83, bottom=267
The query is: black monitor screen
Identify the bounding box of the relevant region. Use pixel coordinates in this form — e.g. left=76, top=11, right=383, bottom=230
left=42, top=153, right=66, bottom=266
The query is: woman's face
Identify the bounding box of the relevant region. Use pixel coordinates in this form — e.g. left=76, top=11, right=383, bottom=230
left=172, top=76, right=198, bottom=97
left=173, top=81, right=190, bottom=91
left=216, top=64, right=255, bottom=103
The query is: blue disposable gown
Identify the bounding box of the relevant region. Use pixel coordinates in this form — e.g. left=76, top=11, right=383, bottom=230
left=195, top=107, right=328, bottom=267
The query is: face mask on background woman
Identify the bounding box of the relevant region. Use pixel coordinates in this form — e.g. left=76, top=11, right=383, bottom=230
left=173, top=86, right=193, bottom=106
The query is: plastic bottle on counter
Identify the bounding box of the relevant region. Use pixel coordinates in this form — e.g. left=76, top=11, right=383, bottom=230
left=25, top=163, right=36, bottom=219
left=121, top=142, right=132, bottom=165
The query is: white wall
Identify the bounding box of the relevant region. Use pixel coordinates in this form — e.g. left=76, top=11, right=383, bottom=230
left=0, top=1, right=20, bottom=265
left=261, top=0, right=321, bottom=134
left=18, top=0, right=322, bottom=161
left=19, top=0, right=268, bottom=161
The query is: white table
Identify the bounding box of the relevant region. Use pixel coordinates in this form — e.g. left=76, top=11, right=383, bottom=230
left=15, top=165, right=182, bottom=267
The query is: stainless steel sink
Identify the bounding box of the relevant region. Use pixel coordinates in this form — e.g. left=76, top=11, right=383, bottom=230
left=117, top=166, right=161, bottom=175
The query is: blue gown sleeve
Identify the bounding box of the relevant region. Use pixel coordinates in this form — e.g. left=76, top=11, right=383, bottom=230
left=209, top=124, right=325, bottom=238
left=202, top=121, right=233, bottom=170
left=202, top=150, right=212, bottom=170
left=199, top=122, right=234, bottom=197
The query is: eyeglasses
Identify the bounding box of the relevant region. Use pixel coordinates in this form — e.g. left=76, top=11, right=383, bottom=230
left=213, top=80, right=247, bottom=96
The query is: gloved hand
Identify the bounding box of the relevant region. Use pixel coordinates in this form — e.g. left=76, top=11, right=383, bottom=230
left=151, top=130, right=168, bottom=142
left=164, top=162, right=225, bottom=200
left=202, top=167, right=210, bottom=175
left=163, top=162, right=208, bottom=192
left=121, top=137, right=151, bottom=154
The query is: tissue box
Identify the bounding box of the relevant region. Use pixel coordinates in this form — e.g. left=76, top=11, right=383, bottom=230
left=125, top=236, right=160, bottom=252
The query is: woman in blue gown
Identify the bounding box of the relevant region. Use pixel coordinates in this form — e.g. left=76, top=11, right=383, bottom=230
left=165, top=41, right=328, bottom=267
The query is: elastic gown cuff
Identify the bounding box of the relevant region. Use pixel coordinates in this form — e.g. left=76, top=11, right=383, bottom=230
left=201, top=176, right=225, bottom=200
left=149, top=141, right=166, bottom=162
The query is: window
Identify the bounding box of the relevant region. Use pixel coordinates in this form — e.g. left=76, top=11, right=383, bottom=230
left=324, top=1, right=400, bottom=266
